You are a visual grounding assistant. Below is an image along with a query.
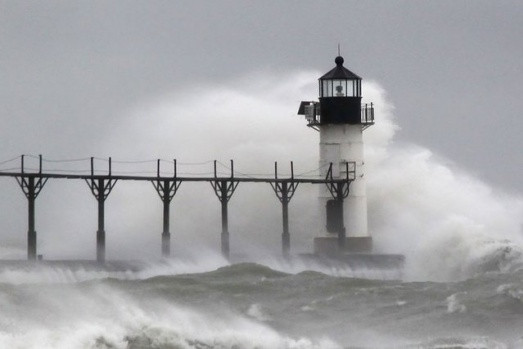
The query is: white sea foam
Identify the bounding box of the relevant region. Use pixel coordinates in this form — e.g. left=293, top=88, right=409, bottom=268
left=446, top=292, right=467, bottom=313
left=114, top=72, right=523, bottom=282
left=2, top=71, right=522, bottom=283
left=0, top=282, right=341, bottom=349
left=496, top=283, right=523, bottom=301
left=360, top=83, right=523, bottom=282
left=0, top=252, right=229, bottom=285
left=419, top=337, right=508, bottom=349
left=247, top=303, right=272, bottom=321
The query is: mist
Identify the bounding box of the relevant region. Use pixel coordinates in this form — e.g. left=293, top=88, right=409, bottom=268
left=1, top=71, right=522, bottom=282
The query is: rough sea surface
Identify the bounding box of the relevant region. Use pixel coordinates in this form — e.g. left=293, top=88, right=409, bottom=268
left=1, top=76, right=522, bottom=348
left=0, top=256, right=522, bottom=349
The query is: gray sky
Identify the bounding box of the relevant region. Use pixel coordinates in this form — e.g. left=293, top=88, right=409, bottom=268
left=1, top=0, right=522, bottom=193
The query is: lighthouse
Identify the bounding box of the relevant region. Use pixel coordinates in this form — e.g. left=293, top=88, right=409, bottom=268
left=298, top=56, right=375, bottom=255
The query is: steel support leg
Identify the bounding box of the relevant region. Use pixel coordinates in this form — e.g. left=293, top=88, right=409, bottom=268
left=324, top=163, right=352, bottom=253
left=97, top=187, right=105, bottom=263
left=282, top=200, right=290, bottom=257
left=336, top=200, right=346, bottom=250
left=152, top=176, right=181, bottom=259
left=16, top=173, right=47, bottom=261
left=221, top=199, right=229, bottom=258
left=27, top=178, right=36, bottom=260
left=335, top=183, right=346, bottom=251
left=162, top=198, right=171, bottom=257
left=271, top=176, right=298, bottom=258
left=211, top=178, right=238, bottom=259
left=86, top=177, right=117, bottom=264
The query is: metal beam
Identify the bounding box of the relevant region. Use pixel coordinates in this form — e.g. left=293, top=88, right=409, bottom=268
left=324, top=162, right=352, bottom=249
left=85, top=158, right=117, bottom=263
left=151, top=159, right=182, bottom=258
left=270, top=162, right=298, bottom=257
left=15, top=155, right=48, bottom=260
left=335, top=182, right=347, bottom=249
left=0, top=155, right=358, bottom=261
left=0, top=172, right=350, bottom=185
left=211, top=161, right=239, bottom=259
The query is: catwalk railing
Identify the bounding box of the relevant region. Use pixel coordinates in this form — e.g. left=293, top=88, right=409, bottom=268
left=0, top=155, right=356, bottom=262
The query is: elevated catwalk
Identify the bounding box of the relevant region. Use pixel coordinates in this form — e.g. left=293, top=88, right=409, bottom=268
left=0, top=155, right=401, bottom=266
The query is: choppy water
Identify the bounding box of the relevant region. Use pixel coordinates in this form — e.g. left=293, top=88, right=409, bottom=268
left=0, top=257, right=522, bottom=349
left=1, top=74, right=522, bottom=348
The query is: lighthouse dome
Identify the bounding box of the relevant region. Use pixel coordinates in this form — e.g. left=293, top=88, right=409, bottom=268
left=319, top=56, right=361, bottom=80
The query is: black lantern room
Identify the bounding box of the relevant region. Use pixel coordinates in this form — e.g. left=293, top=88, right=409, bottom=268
left=318, top=56, right=362, bottom=124
left=298, top=56, right=374, bottom=127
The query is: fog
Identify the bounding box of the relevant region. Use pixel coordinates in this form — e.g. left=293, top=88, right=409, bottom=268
left=1, top=72, right=522, bottom=282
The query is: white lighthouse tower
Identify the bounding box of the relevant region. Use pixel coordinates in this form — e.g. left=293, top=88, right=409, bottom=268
left=299, top=56, right=374, bottom=255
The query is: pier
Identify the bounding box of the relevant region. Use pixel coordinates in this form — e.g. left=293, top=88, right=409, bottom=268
left=0, top=155, right=355, bottom=263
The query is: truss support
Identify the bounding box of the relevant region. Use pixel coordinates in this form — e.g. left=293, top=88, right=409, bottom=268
left=85, top=157, right=117, bottom=263
left=211, top=160, right=239, bottom=259
left=152, top=179, right=181, bottom=258
left=270, top=162, right=298, bottom=257
left=152, top=159, right=181, bottom=258
left=16, top=159, right=48, bottom=260
left=325, top=162, right=353, bottom=249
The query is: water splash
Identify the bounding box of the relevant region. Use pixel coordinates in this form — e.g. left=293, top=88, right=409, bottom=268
left=1, top=71, right=521, bottom=282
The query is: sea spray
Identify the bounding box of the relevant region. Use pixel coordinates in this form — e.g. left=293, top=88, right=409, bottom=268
left=0, top=275, right=341, bottom=349
left=102, top=72, right=523, bottom=282
left=0, top=70, right=521, bottom=282
left=2, top=70, right=519, bottom=282
left=367, top=143, right=523, bottom=281
left=1, top=263, right=523, bottom=347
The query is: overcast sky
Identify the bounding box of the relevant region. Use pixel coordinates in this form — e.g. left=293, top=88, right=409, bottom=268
left=1, top=0, right=522, bottom=193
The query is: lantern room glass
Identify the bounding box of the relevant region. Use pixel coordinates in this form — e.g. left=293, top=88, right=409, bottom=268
left=320, top=79, right=361, bottom=98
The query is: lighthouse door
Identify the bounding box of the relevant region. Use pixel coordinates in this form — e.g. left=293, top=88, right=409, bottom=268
left=326, top=199, right=343, bottom=233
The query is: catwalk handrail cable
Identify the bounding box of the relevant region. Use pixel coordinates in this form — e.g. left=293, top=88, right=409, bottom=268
left=0, top=155, right=353, bottom=184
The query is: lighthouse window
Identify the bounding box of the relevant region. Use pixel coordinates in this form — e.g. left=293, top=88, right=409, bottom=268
left=331, top=80, right=347, bottom=97
left=322, top=80, right=332, bottom=97
left=347, top=81, right=354, bottom=96
left=334, top=80, right=345, bottom=96
left=321, top=79, right=362, bottom=97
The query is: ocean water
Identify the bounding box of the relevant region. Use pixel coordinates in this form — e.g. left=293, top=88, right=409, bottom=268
left=0, top=257, right=522, bottom=349
left=1, top=74, right=523, bottom=348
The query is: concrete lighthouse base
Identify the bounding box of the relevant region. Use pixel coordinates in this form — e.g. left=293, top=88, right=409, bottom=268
left=311, top=237, right=404, bottom=270
left=314, top=236, right=373, bottom=255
